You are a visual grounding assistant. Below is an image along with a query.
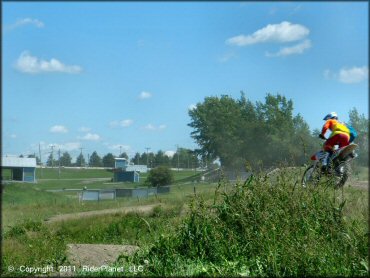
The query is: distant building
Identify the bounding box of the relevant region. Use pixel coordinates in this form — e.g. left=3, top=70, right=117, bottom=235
left=126, top=164, right=148, bottom=173
left=113, top=158, right=140, bottom=182
left=113, top=170, right=140, bottom=183
left=1, top=157, right=37, bottom=183
left=114, top=158, right=129, bottom=169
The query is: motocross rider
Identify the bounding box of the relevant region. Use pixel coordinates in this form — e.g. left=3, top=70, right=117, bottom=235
left=319, top=112, right=351, bottom=171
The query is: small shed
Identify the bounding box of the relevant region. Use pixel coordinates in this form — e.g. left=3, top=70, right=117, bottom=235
left=113, top=170, right=140, bottom=183
left=1, top=157, right=37, bottom=183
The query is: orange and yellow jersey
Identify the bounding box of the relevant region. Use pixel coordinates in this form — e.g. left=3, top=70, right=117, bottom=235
left=321, top=119, right=350, bottom=138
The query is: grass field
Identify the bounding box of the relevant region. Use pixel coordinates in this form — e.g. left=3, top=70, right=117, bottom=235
left=2, top=167, right=368, bottom=277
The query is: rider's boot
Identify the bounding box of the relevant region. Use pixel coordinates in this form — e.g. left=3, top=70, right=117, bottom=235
left=321, top=151, right=332, bottom=174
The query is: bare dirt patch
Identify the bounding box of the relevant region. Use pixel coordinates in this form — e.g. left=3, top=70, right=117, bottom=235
left=66, top=243, right=139, bottom=267
left=347, top=180, right=368, bottom=190
left=45, top=204, right=159, bottom=223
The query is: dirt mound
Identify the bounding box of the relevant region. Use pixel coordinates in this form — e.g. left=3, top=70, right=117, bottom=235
left=66, top=243, right=139, bottom=267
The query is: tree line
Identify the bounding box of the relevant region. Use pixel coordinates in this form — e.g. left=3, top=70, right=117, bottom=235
left=20, top=92, right=368, bottom=171
left=188, top=92, right=368, bottom=170
left=31, top=147, right=202, bottom=169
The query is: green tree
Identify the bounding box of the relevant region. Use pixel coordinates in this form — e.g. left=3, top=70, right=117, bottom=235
left=46, top=153, right=57, bottom=167
left=27, top=154, right=41, bottom=165
left=188, top=92, right=318, bottom=170
left=131, top=152, right=141, bottom=165
left=140, top=152, right=155, bottom=167
left=154, top=150, right=171, bottom=167
left=146, top=166, right=174, bottom=187
left=103, top=153, right=115, bottom=168
left=119, top=152, right=129, bottom=159
left=348, top=108, right=368, bottom=166
left=89, top=151, right=102, bottom=167
left=60, top=152, right=72, bottom=166
left=188, top=94, right=246, bottom=169
left=75, top=153, right=86, bottom=167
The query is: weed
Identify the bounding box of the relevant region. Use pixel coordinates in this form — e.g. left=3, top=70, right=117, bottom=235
left=130, top=171, right=368, bottom=276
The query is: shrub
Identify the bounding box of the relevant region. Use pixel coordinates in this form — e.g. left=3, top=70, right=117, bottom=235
left=146, top=166, right=174, bottom=187
left=131, top=171, right=368, bottom=276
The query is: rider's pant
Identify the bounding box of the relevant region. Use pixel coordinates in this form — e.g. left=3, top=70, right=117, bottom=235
left=323, top=133, right=350, bottom=152
left=322, top=133, right=350, bottom=167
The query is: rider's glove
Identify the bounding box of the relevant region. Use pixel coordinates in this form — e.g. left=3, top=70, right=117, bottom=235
left=319, top=134, right=326, bottom=140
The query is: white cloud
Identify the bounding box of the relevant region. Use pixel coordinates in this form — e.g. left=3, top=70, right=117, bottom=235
left=5, top=18, right=44, bottom=31
left=165, top=150, right=176, bottom=157
left=109, top=121, right=119, bottom=127
left=266, top=39, right=311, bottom=57
left=10, top=134, right=17, bottom=139
left=219, top=52, right=237, bottom=63
left=339, top=66, right=368, bottom=84
left=188, top=104, right=197, bottom=111
left=226, top=21, right=309, bottom=46
left=324, top=66, right=368, bottom=84
left=59, top=142, right=81, bottom=152
left=78, top=133, right=101, bottom=141
left=79, top=126, right=91, bottom=132
left=143, top=124, right=167, bottom=131
left=139, top=91, right=152, bottom=99
left=33, top=142, right=81, bottom=153
left=14, top=51, right=82, bottom=74
left=109, top=119, right=133, bottom=128
left=120, top=119, right=134, bottom=127
left=50, top=125, right=68, bottom=133
left=144, top=124, right=156, bottom=131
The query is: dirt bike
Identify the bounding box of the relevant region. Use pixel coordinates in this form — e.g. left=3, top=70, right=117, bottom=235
left=301, top=142, right=358, bottom=189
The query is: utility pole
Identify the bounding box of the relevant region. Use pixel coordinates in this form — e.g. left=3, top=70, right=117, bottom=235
left=175, top=144, right=180, bottom=171
left=39, top=143, right=43, bottom=178
left=50, top=145, right=55, bottom=168
left=145, top=147, right=150, bottom=168
left=87, top=153, right=90, bottom=167
left=119, top=146, right=122, bottom=157
left=79, top=147, right=84, bottom=167
left=58, top=149, right=61, bottom=179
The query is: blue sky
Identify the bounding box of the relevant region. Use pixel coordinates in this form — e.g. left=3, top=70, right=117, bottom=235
left=2, top=2, right=368, bottom=162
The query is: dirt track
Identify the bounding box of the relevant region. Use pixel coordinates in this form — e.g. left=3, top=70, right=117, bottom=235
left=347, top=180, right=368, bottom=190
left=45, top=204, right=159, bottom=223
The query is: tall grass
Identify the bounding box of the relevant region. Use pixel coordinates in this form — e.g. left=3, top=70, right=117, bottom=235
left=1, top=205, right=184, bottom=277
left=129, top=172, right=368, bottom=276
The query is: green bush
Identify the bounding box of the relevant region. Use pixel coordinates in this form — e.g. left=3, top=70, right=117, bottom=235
left=131, top=172, right=368, bottom=276
left=145, top=166, right=174, bottom=187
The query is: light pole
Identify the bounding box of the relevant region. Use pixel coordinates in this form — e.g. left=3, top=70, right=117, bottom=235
left=145, top=147, right=150, bottom=168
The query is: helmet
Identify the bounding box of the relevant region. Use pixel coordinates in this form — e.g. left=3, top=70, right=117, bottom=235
left=323, top=112, right=338, bottom=121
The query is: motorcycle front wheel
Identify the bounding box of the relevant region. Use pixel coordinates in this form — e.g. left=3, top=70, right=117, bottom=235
left=301, top=164, right=321, bottom=188
left=333, top=161, right=351, bottom=189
